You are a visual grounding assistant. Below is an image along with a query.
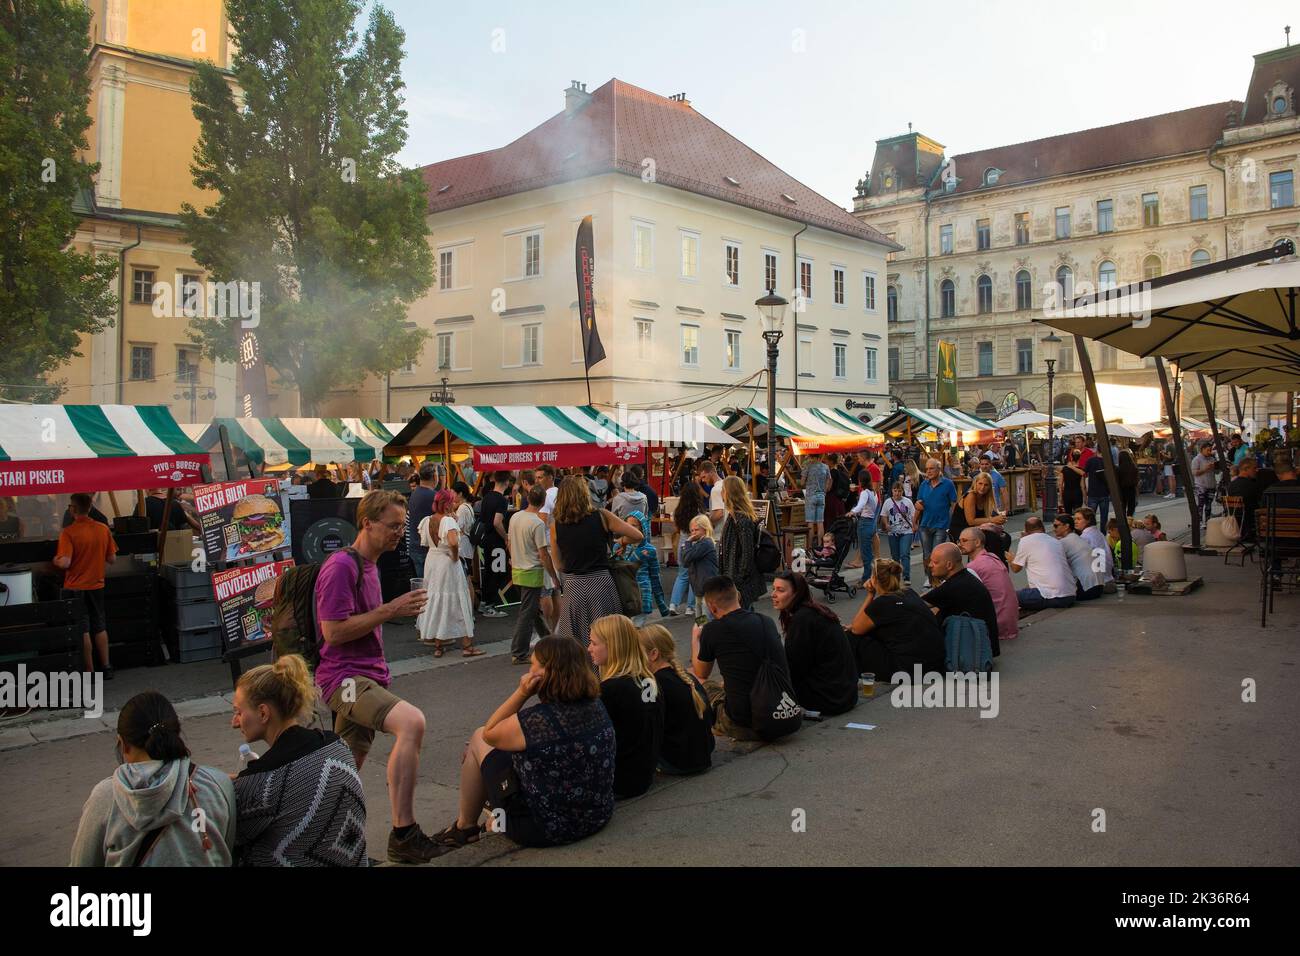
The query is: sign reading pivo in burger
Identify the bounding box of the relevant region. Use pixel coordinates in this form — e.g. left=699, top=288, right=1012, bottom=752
left=193, top=479, right=288, bottom=564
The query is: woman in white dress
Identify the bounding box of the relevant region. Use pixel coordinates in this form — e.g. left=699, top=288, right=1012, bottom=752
left=416, top=489, right=480, bottom=658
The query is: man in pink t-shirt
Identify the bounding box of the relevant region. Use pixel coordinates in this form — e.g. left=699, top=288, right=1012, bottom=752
left=957, top=527, right=1019, bottom=641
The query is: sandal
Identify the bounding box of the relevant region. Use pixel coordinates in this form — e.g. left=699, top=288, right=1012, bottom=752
left=462, top=646, right=485, bottom=657
left=433, top=642, right=445, bottom=658
left=434, top=820, right=485, bottom=847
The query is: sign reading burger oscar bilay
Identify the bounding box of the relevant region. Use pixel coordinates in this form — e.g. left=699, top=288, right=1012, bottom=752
left=211, top=559, right=294, bottom=652
left=193, top=479, right=287, bottom=565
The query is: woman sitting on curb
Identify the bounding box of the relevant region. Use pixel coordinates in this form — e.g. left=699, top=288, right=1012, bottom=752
left=639, top=623, right=713, bottom=775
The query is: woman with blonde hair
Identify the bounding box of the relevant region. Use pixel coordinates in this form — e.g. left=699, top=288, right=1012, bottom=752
left=550, top=476, right=644, bottom=646
left=718, top=475, right=765, bottom=610
left=847, top=559, right=945, bottom=679
left=639, top=624, right=713, bottom=774
left=903, top=458, right=922, bottom=498
left=416, top=489, right=479, bottom=658
left=228, top=654, right=367, bottom=866
left=587, top=615, right=664, bottom=798
left=949, top=472, right=1010, bottom=557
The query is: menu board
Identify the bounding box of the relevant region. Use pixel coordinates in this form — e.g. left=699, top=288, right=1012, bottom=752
left=211, top=559, right=295, bottom=653
left=193, top=479, right=287, bottom=564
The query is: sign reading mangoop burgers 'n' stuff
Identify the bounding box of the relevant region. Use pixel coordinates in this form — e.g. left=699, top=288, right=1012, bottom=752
left=211, top=559, right=294, bottom=653
left=193, top=479, right=288, bottom=564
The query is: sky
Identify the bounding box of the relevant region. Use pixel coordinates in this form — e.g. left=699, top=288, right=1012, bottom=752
left=379, top=0, right=1296, bottom=209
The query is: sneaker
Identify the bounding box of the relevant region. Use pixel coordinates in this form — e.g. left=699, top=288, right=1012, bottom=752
left=685, top=606, right=695, bottom=616
left=510, top=655, right=531, bottom=665
left=479, top=606, right=507, bottom=618
left=666, top=603, right=677, bottom=615
left=387, top=825, right=453, bottom=864
left=662, top=607, right=678, bottom=617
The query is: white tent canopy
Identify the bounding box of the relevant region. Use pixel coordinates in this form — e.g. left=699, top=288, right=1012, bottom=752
left=1054, top=421, right=1147, bottom=440
left=994, top=410, right=1065, bottom=429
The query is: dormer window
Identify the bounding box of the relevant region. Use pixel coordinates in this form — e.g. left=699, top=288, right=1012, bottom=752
left=983, top=167, right=1001, bottom=186
left=1265, top=81, right=1294, bottom=119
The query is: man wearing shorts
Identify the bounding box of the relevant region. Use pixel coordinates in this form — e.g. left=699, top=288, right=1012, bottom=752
left=54, top=493, right=117, bottom=677
left=801, top=453, right=830, bottom=549
left=315, top=489, right=441, bottom=863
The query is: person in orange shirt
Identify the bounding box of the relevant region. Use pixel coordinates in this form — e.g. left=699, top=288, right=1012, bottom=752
left=55, top=493, right=118, bottom=678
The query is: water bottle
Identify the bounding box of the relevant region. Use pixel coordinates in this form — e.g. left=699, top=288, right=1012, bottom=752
left=238, top=743, right=257, bottom=768
left=1116, top=581, right=1126, bottom=603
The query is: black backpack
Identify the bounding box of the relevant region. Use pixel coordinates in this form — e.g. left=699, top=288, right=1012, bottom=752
left=730, top=614, right=802, bottom=740
left=270, top=548, right=363, bottom=669
left=753, top=520, right=781, bottom=574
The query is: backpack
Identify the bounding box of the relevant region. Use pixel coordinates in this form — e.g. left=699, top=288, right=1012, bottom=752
left=271, top=547, right=364, bottom=669
left=729, top=614, right=802, bottom=740
left=943, top=613, right=993, bottom=674
left=832, top=467, right=851, bottom=502
left=753, top=520, right=781, bottom=574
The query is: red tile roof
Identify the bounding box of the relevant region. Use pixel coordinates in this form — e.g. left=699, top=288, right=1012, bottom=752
left=1240, top=44, right=1300, bottom=126
left=418, top=79, right=895, bottom=245
left=938, top=101, right=1242, bottom=196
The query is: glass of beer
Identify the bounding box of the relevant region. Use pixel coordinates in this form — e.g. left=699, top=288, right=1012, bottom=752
left=860, top=672, right=876, bottom=698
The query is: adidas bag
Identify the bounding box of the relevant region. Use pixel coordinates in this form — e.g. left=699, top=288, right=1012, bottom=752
left=271, top=548, right=363, bottom=669
left=943, top=613, right=993, bottom=674
left=744, top=616, right=802, bottom=740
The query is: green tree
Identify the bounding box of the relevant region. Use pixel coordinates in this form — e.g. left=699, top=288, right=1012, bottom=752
left=181, top=0, right=432, bottom=415
left=0, top=0, right=118, bottom=403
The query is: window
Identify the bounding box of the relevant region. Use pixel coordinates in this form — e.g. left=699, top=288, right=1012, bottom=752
left=439, top=249, right=455, bottom=290
left=178, top=274, right=202, bottom=316
left=1189, top=185, right=1208, bottom=221
left=888, top=348, right=899, bottom=381
left=977, top=274, right=992, bottom=314
left=176, top=348, right=197, bottom=383
left=940, top=279, right=955, bottom=318
left=633, top=221, right=653, bottom=271
left=1056, top=266, right=1074, bottom=303
left=1275, top=95, right=1290, bottom=115
left=940, top=224, right=953, bottom=255
left=524, top=232, right=542, bottom=277
left=131, top=269, right=156, bottom=304
left=764, top=251, right=778, bottom=293
left=833, top=267, right=845, bottom=305
left=976, top=219, right=990, bottom=250
left=976, top=401, right=999, bottom=419
left=521, top=324, right=541, bottom=365
left=798, top=337, right=813, bottom=372
left=887, top=285, right=898, bottom=322
left=1190, top=249, right=1211, bottom=267
left=1057, top=345, right=1074, bottom=373
left=436, top=332, right=453, bottom=371
left=680, top=231, right=699, bottom=278
left=1016, top=338, right=1033, bottom=374
left=1270, top=170, right=1294, bottom=209
left=1015, top=270, right=1032, bottom=310
left=725, top=330, right=741, bottom=370
left=863, top=272, right=877, bottom=310
left=129, top=345, right=153, bottom=380
left=833, top=343, right=847, bottom=379
left=636, top=319, right=652, bottom=361
left=1142, top=192, right=1159, bottom=227
left=1143, top=255, right=1162, bottom=280
left=680, top=325, right=699, bottom=366
left=983, top=168, right=1000, bottom=186
left=399, top=322, right=418, bottom=374
left=1098, top=260, right=1117, bottom=291
left=724, top=241, right=740, bottom=286
left=799, top=259, right=813, bottom=300
left=1055, top=207, right=1071, bottom=239
left=1015, top=212, right=1030, bottom=245
left=1097, top=199, right=1113, bottom=234
left=1099, top=343, right=1117, bottom=370
left=864, top=346, right=877, bottom=382
left=978, top=341, right=993, bottom=377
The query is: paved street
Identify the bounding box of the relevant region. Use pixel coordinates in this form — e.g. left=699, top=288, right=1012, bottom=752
left=2, top=493, right=1296, bottom=866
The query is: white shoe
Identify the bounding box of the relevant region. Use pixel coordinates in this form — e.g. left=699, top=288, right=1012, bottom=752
left=667, top=603, right=677, bottom=615
left=686, top=606, right=695, bottom=615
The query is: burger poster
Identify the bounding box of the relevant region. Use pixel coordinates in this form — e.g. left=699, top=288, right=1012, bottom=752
left=211, top=559, right=294, bottom=652
left=193, top=479, right=288, bottom=564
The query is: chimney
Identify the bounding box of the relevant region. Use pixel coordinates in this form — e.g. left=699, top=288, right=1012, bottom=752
left=669, top=92, right=691, bottom=108
left=565, top=80, right=591, bottom=114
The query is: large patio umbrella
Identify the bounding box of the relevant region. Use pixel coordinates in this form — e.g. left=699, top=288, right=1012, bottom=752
left=1053, top=420, right=1147, bottom=440
left=994, top=409, right=1064, bottom=429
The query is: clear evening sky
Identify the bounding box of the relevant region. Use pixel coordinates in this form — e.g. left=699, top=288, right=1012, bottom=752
left=382, top=0, right=1295, bottom=209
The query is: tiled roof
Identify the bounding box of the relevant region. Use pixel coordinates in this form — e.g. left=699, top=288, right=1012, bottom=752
left=936, top=101, right=1242, bottom=196
left=1240, top=44, right=1300, bottom=126
left=418, top=79, right=896, bottom=246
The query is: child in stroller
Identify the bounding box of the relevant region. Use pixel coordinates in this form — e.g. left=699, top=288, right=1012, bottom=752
left=805, top=515, right=857, bottom=602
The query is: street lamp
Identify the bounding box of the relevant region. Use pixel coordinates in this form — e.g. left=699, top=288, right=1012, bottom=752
left=757, top=290, right=788, bottom=538
left=1041, top=331, right=1062, bottom=516
left=429, top=372, right=455, bottom=405
left=173, top=363, right=216, bottom=423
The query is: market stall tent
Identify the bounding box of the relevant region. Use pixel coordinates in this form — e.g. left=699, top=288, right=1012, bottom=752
left=186, top=418, right=396, bottom=467
left=723, top=407, right=884, bottom=455
left=871, top=407, right=999, bottom=443
left=0, top=405, right=208, bottom=495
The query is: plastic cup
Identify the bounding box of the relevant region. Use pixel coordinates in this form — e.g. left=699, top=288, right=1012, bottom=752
left=410, top=578, right=425, bottom=593
left=860, top=672, right=876, bottom=698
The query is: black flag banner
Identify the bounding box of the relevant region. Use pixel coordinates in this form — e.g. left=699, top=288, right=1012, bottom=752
left=576, top=215, right=605, bottom=372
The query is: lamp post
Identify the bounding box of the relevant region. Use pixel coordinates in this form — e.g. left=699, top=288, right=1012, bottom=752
left=757, top=290, right=788, bottom=538
left=429, top=374, right=455, bottom=405
left=173, top=363, right=215, bottom=423
left=1041, top=332, right=1061, bottom=515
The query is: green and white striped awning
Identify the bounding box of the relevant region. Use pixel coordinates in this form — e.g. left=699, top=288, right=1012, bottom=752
left=186, top=418, right=397, bottom=467
left=0, top=405, right=208, bottom=495
left=726, top=407, right=883, bottom=440
left=871, top=407, right=998, bottom=437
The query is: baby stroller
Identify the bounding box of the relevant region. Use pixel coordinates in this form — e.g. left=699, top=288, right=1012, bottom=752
left=807, top=516, right=857, bottom=602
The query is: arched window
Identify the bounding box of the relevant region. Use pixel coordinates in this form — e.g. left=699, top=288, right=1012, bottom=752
left=983, top=168, right=1000, bottom=186
left=887, top=285, right=898, bottom=322
left=1190, top=249, right=1212, bottom=267
left=976, top=401, right=998, bottom=419
left=1053, top=393, right=1085, bottom=421
left=1015, top=270, right=1032, bottom=310
left=1056, top=266, right=1073, bottom=303
left=977, top=274, right=993, bottom=314
left=1098, top=260, right=1117, bottom=290
left=940, top=279, right=955, bottom=318
left=1143, top=255, right=1162, bottom=280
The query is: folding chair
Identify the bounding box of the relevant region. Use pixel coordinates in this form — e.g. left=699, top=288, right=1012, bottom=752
left=1221, top=494, right=1252, bottom=567
left=1258, top=506, right=1300, bottom=626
